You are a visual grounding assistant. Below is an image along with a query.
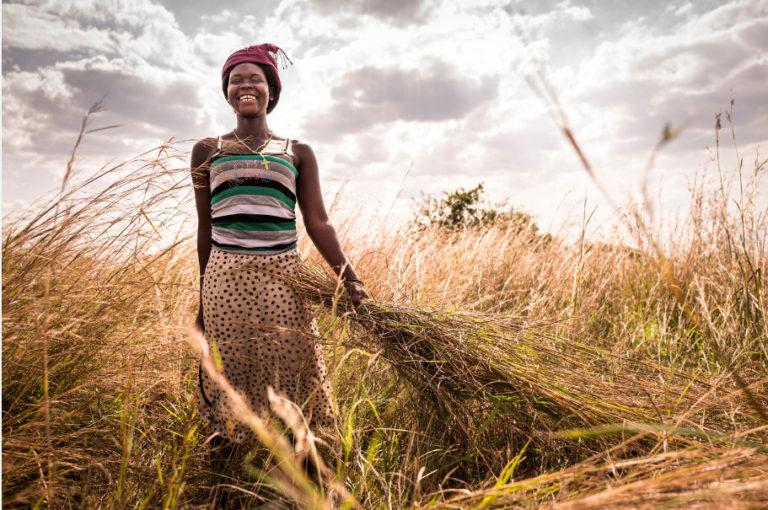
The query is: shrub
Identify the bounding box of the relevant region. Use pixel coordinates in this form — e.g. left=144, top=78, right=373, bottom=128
left=412, top=183, right=549, bottom=242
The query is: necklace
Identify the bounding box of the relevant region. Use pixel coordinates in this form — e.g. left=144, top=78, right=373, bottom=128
left=232, top=129, right=273, bottom=154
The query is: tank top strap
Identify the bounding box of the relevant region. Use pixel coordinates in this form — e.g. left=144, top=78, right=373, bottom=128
left=258, top=138, right=290, bottom=155
left=283, top=138, right=295, bottom=159
left=205, top=135, right=227, bottom=166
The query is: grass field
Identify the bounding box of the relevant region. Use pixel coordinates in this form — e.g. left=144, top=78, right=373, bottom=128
left=2, top=112, right=767, bottom=508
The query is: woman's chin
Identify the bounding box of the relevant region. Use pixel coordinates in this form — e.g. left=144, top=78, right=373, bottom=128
left=238, top=109, right=266, bottom=118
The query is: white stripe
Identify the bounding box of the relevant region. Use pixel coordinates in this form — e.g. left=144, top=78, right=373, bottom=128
left=210, top=165, right=295, bottom=192
left=212, top=202, right=295, bottom=220
left=211, top=194, right=294, bottom=218
left=212, top=228, right=297, bottom=247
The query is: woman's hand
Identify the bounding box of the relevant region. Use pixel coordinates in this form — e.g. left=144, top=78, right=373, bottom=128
left=344, top=281, right=369, bottom=310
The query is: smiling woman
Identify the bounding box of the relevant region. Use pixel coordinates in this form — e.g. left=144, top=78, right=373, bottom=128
left=189, top=43, right=368, bottom=490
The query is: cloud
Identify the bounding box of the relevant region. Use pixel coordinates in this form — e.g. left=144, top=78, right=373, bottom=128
left=2, top=2, right=113, bottom=53
left=303, top=61, right=499, bottom=139
left=2, top=0, right=192, bottom=69
left=2, top=0, right=766, bottom=234
left=672, top=2, right=694, bottom=17
left=505, top=0, right=594, bottom=33
left=156, top=0, right=277, bottom=33
left=310, top=0, right=430, bottom=25
left=2, top=53, right=211, bottom=161
left=551, top=1, right=768, bottom=154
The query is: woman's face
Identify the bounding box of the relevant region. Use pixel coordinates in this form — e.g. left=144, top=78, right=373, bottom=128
left=227, top=62, right=271, bottom=117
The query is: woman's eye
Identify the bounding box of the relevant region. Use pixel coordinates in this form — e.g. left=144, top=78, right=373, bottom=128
left=230, top=76, right=265, bottom=86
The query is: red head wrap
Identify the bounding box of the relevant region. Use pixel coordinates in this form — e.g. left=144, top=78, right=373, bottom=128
left=221, top=43, right=292, bottom=113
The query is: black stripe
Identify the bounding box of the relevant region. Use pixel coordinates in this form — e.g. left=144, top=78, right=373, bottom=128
left=212, top=214, right=295, bottom=225
left=211, top=239, right=297, bottom=252
left=211, top=177, right=296, bottom=202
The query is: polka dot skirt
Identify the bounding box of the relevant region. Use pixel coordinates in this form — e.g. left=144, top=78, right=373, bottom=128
left=196, top=247, right=338, bottom=444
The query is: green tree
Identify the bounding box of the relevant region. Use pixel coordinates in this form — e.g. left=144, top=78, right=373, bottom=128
left=412, top=183, right=545, bottom=239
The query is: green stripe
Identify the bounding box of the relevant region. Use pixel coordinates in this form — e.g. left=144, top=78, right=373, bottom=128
left=210, top=186, right=295, bottom=207
left=211, top=155, right=298, bottom=176
left=214, top=221, right=296, bottom=231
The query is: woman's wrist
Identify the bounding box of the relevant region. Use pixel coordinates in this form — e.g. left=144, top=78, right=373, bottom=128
left=342, top=274, right=363, bottom=286
left=336, top=262, right=362, bottom=285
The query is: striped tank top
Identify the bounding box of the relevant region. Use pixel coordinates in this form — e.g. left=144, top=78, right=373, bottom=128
left=208, top=136, right=299, bottom=255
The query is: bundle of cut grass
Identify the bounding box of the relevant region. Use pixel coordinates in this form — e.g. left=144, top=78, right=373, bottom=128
left=289, top=263, right=764, bottom=477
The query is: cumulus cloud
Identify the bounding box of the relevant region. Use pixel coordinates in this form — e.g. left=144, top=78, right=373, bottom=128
left=3, top=0, right=193, bottom=73
left=505, top=0, right=594, bottom=34
left=3, top=54, right=209, bottom=156
left=2, top=0, right=766, bottom=233
left=2, top=2, right=113, bottom=53
left=559, top=0, right=768, bottom=151
left=310, top=0, right=430, bottom=25
left=2, top=0, right=216, bottom=211
left=303, top=61, right=499, bottom=139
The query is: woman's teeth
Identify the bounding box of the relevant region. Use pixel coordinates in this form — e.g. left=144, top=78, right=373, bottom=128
left=240, top=95, right=256, bottom=103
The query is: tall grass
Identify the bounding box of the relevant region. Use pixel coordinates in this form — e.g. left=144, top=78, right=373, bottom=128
left=2, top=106, right=766, bottom=508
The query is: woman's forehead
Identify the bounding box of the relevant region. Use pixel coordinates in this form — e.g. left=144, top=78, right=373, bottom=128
left=230, top=62, right=266, bottom=77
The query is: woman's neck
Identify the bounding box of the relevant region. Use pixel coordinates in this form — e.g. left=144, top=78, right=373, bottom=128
left=233, top=115, right=271, bottom=139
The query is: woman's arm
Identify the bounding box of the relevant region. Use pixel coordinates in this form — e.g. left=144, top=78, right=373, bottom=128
left=190, top=138, right=214, bottom=332
left=294, top=141, right=368, bottom=307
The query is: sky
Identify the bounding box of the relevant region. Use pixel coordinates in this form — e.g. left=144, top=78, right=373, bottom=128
left=3, top=0, right=767, bottom=238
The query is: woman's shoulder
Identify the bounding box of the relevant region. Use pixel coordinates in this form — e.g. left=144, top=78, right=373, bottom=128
left=195, top=132, right=241, bottom=149
left=193, top=135, right=220, bottom=148
left=287, top=138, right=315, bottom=167
left=192, top=135, right=230, bottom=165
left=192, top=136, right=218, bottom=157
left=287, top=138, right=312, bottom=150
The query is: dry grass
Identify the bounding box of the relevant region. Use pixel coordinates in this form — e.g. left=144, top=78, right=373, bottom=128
left=2, top=106, right=766, bottom=508
left=422, top=446, right=768, bottom=509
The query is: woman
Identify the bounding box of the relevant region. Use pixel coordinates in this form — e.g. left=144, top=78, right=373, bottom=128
left=190, top=44, right=367, bottom=454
